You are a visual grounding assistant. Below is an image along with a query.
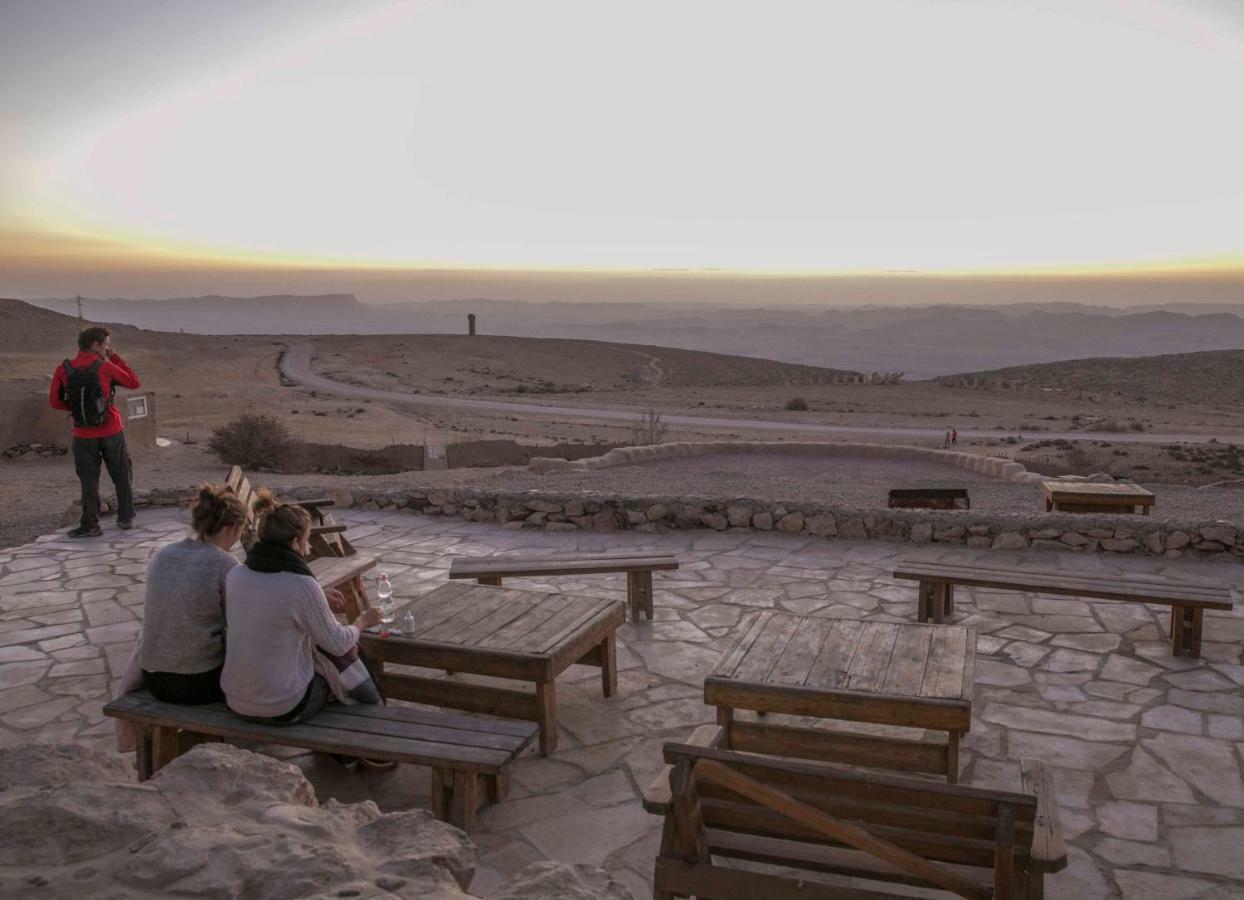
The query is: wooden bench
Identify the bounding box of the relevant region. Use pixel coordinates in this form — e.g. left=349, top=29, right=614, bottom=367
left=894, top=555, right=1235, bottom=658
left=104, top=690, right=537, bottom=831
left=224, top=465, right=354, bottom=557
left=448, top=552, right=679, bottom=621
left=643, top=729, right=1065, bottom=900
left=889, top=488, right=970, bottom=510
left=1042, top=480, right=1154, bottom=516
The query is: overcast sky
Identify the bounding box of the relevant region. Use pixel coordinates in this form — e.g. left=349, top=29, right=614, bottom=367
left=3, top=0, right=1244, bottom=289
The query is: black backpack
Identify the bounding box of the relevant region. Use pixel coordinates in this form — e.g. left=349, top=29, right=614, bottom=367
left=61, top=359, right=113, bottom=428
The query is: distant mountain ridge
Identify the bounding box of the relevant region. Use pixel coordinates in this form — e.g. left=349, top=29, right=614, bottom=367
left=21, top=294, right=1244, bottom=378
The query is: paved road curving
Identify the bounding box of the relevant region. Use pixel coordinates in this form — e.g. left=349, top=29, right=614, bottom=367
left=281, top=341, right=1244, bottom=446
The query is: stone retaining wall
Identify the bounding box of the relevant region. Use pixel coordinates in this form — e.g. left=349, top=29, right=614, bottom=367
left=133, top=484, right=1244, bottom=562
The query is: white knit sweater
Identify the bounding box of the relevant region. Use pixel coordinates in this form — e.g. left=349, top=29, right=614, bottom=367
left=220, top=566, right=359, bottom=718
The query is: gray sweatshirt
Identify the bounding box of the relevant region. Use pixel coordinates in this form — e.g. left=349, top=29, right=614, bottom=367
left=220, top=566, right=360, bottom=718
left=140, top=538, right=238, bottom=674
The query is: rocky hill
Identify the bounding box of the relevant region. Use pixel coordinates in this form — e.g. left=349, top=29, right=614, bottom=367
left=938, top=349, right=1244, bottom=405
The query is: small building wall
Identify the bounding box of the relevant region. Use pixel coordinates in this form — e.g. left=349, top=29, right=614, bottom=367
left=0, top=387, right=157, bottom=453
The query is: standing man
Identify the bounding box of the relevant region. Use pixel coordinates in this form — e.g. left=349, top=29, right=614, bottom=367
left=49, top=326, right=141, bottom=537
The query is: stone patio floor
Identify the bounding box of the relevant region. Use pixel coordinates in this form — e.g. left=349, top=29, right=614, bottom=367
left=2, top=507, right=1244, bottom=898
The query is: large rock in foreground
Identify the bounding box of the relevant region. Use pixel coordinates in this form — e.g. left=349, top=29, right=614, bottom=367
left=0, top=742, right=635, bottom=899
left=0, top=742, right=476, bottom=899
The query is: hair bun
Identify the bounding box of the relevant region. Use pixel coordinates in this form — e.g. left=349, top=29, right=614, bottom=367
left=198, top=485, right=217, bottom=503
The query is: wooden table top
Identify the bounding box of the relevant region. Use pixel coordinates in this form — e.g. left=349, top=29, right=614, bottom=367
left=362, top=581, right=622, bottom=660
left=1042, top=481, right=1155, bottom=500
left=706, top=612, right=975, bottom=717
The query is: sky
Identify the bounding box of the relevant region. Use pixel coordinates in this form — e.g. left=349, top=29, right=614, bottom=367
left=3, top=0, right=1244, bottom=300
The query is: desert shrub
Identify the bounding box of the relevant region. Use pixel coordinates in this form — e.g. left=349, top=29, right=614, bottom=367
left=1129, top=420, right=1146, bottom=432
left=629, top=408, right=668, bottom=446
left=1065, top=445, right=1094, bottom=474
left=785, top=397, right=809, bottom=411
left=208, top=414, right=291, bottom=470
left=1096, top=419, right=1125, bottom=432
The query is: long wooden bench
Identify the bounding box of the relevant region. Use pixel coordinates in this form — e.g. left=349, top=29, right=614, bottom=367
left=894, top=555, right=1234, bottom=658
left=448, top=552, right=679, bottom=621
left=643, top=729, right=1065, bottom=900
left=889, top=487, right=970, bottom=510
left=104, top=690, right=537, bottom=830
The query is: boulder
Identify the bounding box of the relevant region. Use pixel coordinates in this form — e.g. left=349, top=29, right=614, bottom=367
left=1165, top=531, right=1192, bottom=550
left=725, top=505, right=752, bottom=528
left=992, top=532, right=1028, bottom=550
left=752, top=512, right=774, bottom=531
left=645, top=504, right=669, bottom=522
left=776, top=512, right=805, bottom=534
left=805, top=514, right=837, bottom=537
left=1200, top=524, right=1237, bottom=545
left=0, top=743, right=475, bottom=899
left=910, top=523, right=933, bottom=544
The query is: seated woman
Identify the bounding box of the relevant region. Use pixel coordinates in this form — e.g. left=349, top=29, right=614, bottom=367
left=140, top=484, right=246, bottom=704
left=222, top=491, right=381, bottom=726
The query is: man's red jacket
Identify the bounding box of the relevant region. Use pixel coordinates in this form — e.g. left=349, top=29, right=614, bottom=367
left=49, top=351, right=142, bottom=439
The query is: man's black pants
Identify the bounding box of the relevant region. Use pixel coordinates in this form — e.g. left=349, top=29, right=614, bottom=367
left=73, top=432, right=135, bottom=527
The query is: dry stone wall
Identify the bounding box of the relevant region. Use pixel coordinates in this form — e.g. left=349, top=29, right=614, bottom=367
left=132, top=483, right=1244, bottom=562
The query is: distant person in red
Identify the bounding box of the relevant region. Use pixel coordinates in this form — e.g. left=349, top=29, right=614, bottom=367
left=952, top=429, right=958, bottom=446
left=49, top=326, right=142, bottom=537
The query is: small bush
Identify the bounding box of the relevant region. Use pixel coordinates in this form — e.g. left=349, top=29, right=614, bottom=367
left=1129, top=420, right=1146, bottom=432
left=785, top=397, right=808, bottom=411
left=629, top=408, right=668, bottom=446
left=208, top=414, right=291, bottom=470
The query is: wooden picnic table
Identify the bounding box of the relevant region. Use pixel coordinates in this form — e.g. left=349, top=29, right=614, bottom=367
left=1042, top=480, right=1155, bottom=516
left=704, top=611, right=976, bottom=783
left=360, top=581, right=625, bottom=756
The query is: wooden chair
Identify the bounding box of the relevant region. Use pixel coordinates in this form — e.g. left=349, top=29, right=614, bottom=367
left=643, top=729, right=1065, bottom=899
left=223, top=465, right=354, bottom=557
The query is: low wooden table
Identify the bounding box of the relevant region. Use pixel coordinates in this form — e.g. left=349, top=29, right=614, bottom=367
left=705, top=612, right=975, bottom=782
left=1043, top=480, right=1154, bottom=515
left=360, top=581, right=625, bottom=756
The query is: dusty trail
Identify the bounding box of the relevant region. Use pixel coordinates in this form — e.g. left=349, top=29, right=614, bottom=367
left=281, top=341, right=1244, bottom=446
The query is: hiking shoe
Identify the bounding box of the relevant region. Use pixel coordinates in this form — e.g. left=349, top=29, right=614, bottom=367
left=67, top=525, right=103, bottom=538
left=359, top=758, right=397, bottom=772
left=117, top=519, right=134, bottom=530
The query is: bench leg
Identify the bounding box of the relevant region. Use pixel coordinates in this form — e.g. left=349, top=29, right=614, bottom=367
left=932, top=583, right=950, bottom=624
left=627, top=570, right=654, bottom=621
left=135, top=726, right=154, bottom=781
left=449, top=771, right=480, bottom=831
left=716, top=706, right=734, bottom=746
left=476, top=576, right=503, bottom=587
left=486, top=771, right=511, bottom=804
left=536, top=679, right=557, bottom=756
left=600, top=632, right=617, bottom=698
left=917, top=581, right=932, bottom=623
left=151, top=725, right=180, bottom=774
left=947, top=730, right=961, bottom=784
left=944, top=583, right=955, bottom=615
left=1170, top=605, right=1203, bottom=658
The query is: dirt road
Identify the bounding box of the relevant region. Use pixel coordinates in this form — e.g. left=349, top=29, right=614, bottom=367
left=281, top=341, right=1243, bottom=446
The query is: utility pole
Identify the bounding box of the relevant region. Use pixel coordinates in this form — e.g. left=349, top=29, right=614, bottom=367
left=76, top=293, right=83, bottom=323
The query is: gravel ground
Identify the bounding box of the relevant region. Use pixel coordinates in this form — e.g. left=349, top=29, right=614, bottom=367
left=5, top=446, right=1242, bottom=549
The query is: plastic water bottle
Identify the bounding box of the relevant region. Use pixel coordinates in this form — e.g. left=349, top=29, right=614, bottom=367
left=401, top=608, right=416, bottom=636
left=377, top=573, right=395, bottom=624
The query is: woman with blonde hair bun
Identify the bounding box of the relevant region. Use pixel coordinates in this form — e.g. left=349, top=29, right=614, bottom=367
left=222, top=489, right=381, bottom=732
left=139, top=483, right=247, bottom=704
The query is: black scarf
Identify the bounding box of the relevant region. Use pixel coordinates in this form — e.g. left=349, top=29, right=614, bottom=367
left=245, top=541, right=313, bottom=577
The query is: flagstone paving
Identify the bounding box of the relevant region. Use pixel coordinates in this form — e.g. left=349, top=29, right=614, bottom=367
left=1, top=507, right=1243, bottom=898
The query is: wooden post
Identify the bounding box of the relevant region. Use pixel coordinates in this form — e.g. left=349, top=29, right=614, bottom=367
left=151, top=725, right=180, bottom=774
left=917, top=581, right=931, bottom=622
left=600, top=632, right=617, bottom=697
left=670, top=759, right=708, bottom=862
left=450, top=771, right=479, bottom=831
left=431, top=768, right=451, bottom=821
left=135, top=726, right=154, bottom=781
left=947, top=730, right=960, bottom=784
left=536, top=680, right=557, bottom=756
left=994, top=804, right=1016, bottom=899
left=486, top=771, right=510, bottom=803
left=627, top=570, right=654, bottom=621
left=716, top=706, right=734, bottom=747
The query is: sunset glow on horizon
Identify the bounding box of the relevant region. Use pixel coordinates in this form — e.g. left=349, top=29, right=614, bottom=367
left=4, top=0, right=1244, bottom=293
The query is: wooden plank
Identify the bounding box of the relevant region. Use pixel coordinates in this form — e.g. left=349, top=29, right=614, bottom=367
left=550, top=604, right=625, bottom=674
left=308, top=555, right=377, bottom=590
left=880, top=625, right=935, bottom=697
left=308, top=710, right=528, bottom=752
left=769, top=616, right=836, bottom=686
left=732, top=613, right=801, bottom=682
left=921, top=627, right=971, bottom=699
left=712, top=611, right=773, bottom=679
left=394, top=582, right=482, bottom=633
left=475, top=593, right=577, bottom=650
left=519, top=597, right=615, bottom=655
left=421, top=588, right=527, bottom=643
left=729, top=721, right=948, bottom=776
left=704, top=679, right=971, bottom=731
left=327, top=698, right=537, bottom=739
left=450, top=555, right=679, bottom=579
left=844, top=623, right=902, bottom=693
left=364, top=639, right=544, bottom=680
left=692, top=759, right=992, bottom=900
left=994, top=804, right=1015, bottom=899
left=380, top=672, right=539, bottom=722
left=643, top=725, right=725, bottom=813
left=448, top=591, right=540, bottom=645
left=655, top=855, right=897, bottom=900
left=804, top=619, right=866, bottom=690
left=894, top=556, right=1230, bottom=594
left=1020, top=759, right=1067, bottom=874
